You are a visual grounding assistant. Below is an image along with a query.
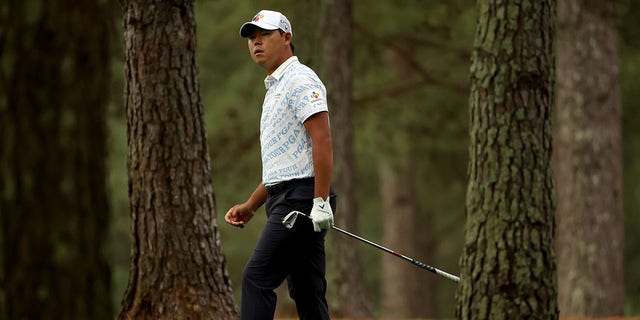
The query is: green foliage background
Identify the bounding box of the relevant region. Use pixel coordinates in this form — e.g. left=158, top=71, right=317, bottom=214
left=105, top=0, right=640, bottom=316
left=621, top=0, right=640, bottom=315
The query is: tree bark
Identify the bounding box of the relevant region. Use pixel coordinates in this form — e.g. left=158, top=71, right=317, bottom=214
left=0, top=1, right=113, bottom=319
left=554, top=0, right=624, bottom=316
left=456, top=1, right=558, bottom=319
left=118, top=0, right=237, bottom=319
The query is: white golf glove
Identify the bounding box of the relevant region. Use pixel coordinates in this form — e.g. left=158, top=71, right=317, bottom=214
left=310, top=197, right=333, bottom=232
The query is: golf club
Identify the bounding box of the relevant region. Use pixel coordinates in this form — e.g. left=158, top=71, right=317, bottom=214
left=282, top=210, right=460, bottom=283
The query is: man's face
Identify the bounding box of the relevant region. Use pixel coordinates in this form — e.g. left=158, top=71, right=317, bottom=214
left=247, top=28, right=291, bottom=74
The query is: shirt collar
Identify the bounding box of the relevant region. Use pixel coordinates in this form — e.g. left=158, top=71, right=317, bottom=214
left=264, top=56, right=299, bottom=89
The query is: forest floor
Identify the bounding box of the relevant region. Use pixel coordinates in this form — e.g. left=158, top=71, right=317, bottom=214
left=275, top=318, right=640, bottom=320
left=561, top=318, right=640, bottom=320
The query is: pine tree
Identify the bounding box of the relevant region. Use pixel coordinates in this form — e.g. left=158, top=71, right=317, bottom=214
left=118, top=1, right=237, bottom=318
left=456, top=1, right=558, bottom=318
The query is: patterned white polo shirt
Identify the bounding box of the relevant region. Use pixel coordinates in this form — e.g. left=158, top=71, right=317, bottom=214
left=260, top=56, right=328, bottom=185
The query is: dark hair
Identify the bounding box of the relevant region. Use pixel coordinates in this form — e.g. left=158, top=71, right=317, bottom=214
left=278, top=29, right=295, bottom=54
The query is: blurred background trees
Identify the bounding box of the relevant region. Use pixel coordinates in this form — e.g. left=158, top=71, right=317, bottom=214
left=1, top=1, right=114, bottom=319
left=555, top=0, right=624, bottom=316
left=2, top=0, right=640, bottom=318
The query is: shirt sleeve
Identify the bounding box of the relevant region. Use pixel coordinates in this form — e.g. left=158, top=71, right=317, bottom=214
left=291, top=76, right=328, bottom=123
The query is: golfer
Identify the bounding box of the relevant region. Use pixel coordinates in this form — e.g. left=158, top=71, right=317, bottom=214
left=224, top=9, right=337, bottom=320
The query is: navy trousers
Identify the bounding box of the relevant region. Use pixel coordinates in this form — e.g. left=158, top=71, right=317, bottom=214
left=240, top=179, right=336, bottom=320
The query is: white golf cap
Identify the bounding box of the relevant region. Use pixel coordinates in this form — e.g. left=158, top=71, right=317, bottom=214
left=239, top=10, right=293, bottom=38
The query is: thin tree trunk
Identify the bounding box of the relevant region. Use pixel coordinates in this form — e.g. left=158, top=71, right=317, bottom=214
left=0, top=1, right=113, bottom=319
left=118, top=1, right=237, bottom=318
left=323, top=0, right=375, bottom=317
left=382, top=38, right=440, bottom=319
left=295, top=0, right=375, bottom=317
left=554, top=0, right=623, bottom=316
left=456, top=1, right=558, bottom=319
left=414, top=206, right=438, bottom=318
left=379, top=159, right=424, bottom=318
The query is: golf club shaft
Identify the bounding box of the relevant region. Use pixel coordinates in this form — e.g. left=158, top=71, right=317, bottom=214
left=330, top=225, right=460, bottom=283
left=287, top=211, right=460, bottom=283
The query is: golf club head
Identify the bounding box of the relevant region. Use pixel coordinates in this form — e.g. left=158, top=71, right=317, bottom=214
left=282, top=211, right=303, bottom=229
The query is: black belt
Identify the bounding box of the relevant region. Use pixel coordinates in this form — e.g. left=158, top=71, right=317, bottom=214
left=265, top=177, right=314, bottom=196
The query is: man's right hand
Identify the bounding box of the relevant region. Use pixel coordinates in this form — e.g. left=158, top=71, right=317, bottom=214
left=225, top=203, right=255, bottom=228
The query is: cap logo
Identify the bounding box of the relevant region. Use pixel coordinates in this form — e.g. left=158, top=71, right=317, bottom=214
left=311, top=91, right=321, bottom=100
left=252, top=13, right=264, bottom=22
left=280, top=19, right=289, bottom=31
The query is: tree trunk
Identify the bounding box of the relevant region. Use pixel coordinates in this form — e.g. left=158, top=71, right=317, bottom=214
left=554, top=0, right=624, bottom=316
left=0, top=1, right=113, bottom=319
left=414, top=204, right=438, bottom=318
left=456, top=1, right=558, bottom=319
left=296, top=0, right=375, bottom=317
left=379, top=159, right=426, bottom=318
left=380, top=38, right=440, bottom=319
left=118, top=1, right=237, bottom=319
